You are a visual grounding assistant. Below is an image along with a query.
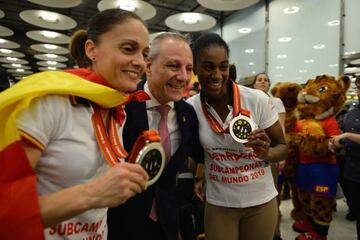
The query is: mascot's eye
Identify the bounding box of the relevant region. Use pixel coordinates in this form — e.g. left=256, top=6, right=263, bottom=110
left=318, top=86, right=328, bottom=92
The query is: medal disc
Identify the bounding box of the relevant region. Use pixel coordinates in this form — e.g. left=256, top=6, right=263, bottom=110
left=135, top=142, right=165, bottom=186
left=229, top=115, right=256, bottom=143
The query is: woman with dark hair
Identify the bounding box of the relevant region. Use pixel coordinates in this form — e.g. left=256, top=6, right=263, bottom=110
left=188, top=32, right=287, bottom=240
left=0, top=9, right=149, bottom=239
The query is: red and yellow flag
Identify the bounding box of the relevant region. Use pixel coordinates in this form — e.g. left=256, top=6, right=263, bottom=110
left=0, top=70, right=126, bottom=239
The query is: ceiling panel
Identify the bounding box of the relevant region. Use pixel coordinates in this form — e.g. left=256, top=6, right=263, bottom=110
left=0, top=0, right=235, bottom=80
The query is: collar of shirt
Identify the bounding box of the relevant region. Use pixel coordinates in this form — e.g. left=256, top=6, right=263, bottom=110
left=144, top=81, right=175, bottom=111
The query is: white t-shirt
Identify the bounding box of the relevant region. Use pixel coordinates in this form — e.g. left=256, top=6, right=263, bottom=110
left=17, top=95, right=110, bottom=240
left=271, top=96, right=285, bottom=114
left=187, top=85, right=278, bottom=208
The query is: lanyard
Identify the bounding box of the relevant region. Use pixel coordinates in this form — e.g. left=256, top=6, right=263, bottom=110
left=201, top=82, right=250, bottom=134
left=91, top=103, right=128, bottom=166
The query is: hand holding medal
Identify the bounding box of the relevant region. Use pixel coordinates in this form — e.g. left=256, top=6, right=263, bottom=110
left=127, top=130, right=165, bottom=186
left=244, top=128, right=271, bottom=160
left=92, top=103, right=165, bottom=187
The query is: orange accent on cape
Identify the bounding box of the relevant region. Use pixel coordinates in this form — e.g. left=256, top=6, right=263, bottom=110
left=0, top=70, right=127, bottom=239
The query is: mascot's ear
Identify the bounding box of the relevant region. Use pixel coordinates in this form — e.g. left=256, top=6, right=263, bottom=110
left=305, top=79, right=314, bottom=86
left=270, top=82, right=281, bottom=96
left=338, top=75, right=351, bottom=92
left=288, top=85, right=302, bottom=94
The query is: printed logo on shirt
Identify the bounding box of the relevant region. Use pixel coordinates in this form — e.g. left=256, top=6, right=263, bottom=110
left=206, top=146, right=269, bottom=185
left=48, top=220, right=104, bottom=239
left=209, top=151, right=257, bottom=162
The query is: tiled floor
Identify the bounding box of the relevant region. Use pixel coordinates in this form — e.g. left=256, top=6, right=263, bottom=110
left=279, top=197, right=357, bottom=240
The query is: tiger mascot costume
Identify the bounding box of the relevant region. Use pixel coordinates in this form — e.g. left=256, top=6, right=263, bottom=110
left=290, top=75, right=350, bottom=240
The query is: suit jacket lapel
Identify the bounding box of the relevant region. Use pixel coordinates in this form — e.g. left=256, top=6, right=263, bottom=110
left=174, top=101, right=187, bottom=154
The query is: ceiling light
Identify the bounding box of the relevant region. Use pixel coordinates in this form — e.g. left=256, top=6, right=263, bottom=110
left=6, top=57, right=18, bottom=61
left=328, top=20, right=340, bottom=26
left=41, top=31, right=59, bottom=39
left=275, top=66, right=284, bottom=70
left=44, top=44, right=58, bottom=50
left=277, top=54, right=287, bottom=59
left=249, top=62, right=254, bottom=66
left=182, top=13, right=200, bottom=25
left=304, top=59, right=315, bottom=63
left=0, top=38, right=6, bottom=44
left=313, top=44, right=325, bottom=49
left=45, top=53, right=57, bottom=59
left=345, top=51, right=356, bottom=55
left=252, top=71, right=256, bottom=74
left=16, top=69, right=25, bottom=72
left=12, top=63, right=21, bottom=67
left=117, top=1, right=137, bottom=12
left=238, top=28, right=251, bottom=34
left=47, top=61, right=57, bottom=65
left=279, top=37, right=292, bottom=42
left=39, top=11, right=58, bottom=23
left=283, top=6, right=300, bottom=14
left=329, top=64, right=338, bottom=67
left=245, top=49, right=254, bottom=53
left=299, top=69, right=308, bottom=73
left=0, top=48, right=12, bottom=54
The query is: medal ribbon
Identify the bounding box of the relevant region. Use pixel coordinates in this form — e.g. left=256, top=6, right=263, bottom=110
left=127, top=130, right=161, bottom=164
left=201, top=82, right=250, bottom=134
left=91, top=103, right=128, bottom=166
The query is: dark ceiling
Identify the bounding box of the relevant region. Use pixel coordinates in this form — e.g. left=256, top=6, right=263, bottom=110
left=0, top=0, right=236, bottom=80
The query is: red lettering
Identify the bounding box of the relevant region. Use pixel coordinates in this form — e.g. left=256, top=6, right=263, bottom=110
left=225, top=152, right=234, bottom=161
left=57, top=223, right=66, bottom=236
left=221, top=175, right=249, bottom=184
left=49, top=226, right=57, bottom=235
left=209, top=153, right=220, bottom=161
left=67, top=222, right=74, bottom=235
left=209, top=173, right=219, bottom=181
left=75, top=222, right=81, bottom=234
left=89, top=220, right=102, bottom=232
left=81, top=223, right=89, bottom=233
left=218, top=153, right=226, bottom=161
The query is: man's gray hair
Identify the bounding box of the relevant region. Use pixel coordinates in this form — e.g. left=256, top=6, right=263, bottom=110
left=148, top=32, right=190, bottom=61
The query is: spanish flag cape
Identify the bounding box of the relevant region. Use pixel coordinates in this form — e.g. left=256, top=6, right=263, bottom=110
left=0, top=69, right=126, bottom=239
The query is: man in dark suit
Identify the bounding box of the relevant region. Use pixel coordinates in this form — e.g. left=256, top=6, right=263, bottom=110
left=107, top=32, right=204, bottom=240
